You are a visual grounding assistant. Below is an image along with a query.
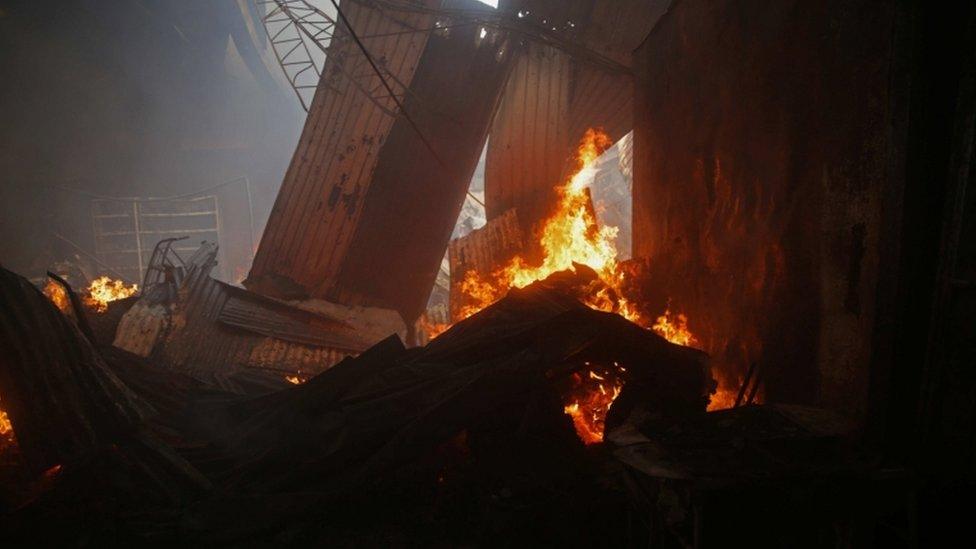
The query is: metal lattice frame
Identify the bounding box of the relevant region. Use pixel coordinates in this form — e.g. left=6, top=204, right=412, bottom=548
left=257, top=0, right=413, bottom=115
left=257, top=0, right=332, bottom=111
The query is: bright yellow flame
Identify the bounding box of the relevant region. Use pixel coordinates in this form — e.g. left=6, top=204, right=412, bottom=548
left=445, top=128, right=708, bottom=440
left=458, top=129, right=636, bottom=321
left=84, top=276, right=138, bottom=313
left=456, top=128, right=697, bottom=345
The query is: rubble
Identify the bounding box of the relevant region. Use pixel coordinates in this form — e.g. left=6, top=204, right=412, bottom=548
left=0, top=264, right=712, bottom=543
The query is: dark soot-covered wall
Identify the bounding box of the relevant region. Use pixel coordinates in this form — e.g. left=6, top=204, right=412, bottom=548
left=633, top=0, right=899, bottom=421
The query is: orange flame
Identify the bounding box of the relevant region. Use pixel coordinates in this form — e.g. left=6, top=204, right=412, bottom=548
left=0, top=409, right=13, bottom=440
left=454, top=128, right=699, bottom=347
left=652, top=308, right=698, bottom=347
left=447, top=129, right=705, bottom=442
left=285, top=375, right=305, bottom=385
left=42, top=279, right=71, bottom=314
left=0, top=397, right=15, bottom=452
left=83, top=276, right=138, bottom=313
left=459, top=129, right=625, bottom=318
left=707, top=387, right=739, bottom=411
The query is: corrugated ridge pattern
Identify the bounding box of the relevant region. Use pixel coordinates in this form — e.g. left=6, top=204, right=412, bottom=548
left=248, top=0, right=437, bottom=297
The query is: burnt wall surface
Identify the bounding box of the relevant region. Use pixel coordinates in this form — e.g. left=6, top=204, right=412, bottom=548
left=633, top=0, right=899, bottom=420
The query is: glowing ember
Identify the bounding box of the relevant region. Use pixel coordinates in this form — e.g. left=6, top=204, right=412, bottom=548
left=285, top=375, right=305, bottom=385
left=0, top=398, right=15, bottom=451
left=42, top=279, right=71, bottom=314
left=0, top=409, right=13, bottom=440
left=562, top=363, right=625, bottom=444
left=84, top=276, right=138, bottom=313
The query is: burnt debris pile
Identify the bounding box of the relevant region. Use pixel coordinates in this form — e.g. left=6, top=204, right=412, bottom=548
left=0, top=265, right=894, bottom=545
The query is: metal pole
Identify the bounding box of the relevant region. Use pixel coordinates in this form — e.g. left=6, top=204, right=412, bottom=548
left=244, top=176, right=256, bottom=256
left=133, top=200, right=144, bottom=280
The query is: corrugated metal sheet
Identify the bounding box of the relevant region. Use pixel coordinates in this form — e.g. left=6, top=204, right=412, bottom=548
left=485, top=42, right=573, bottom=229
left=0, top=266, right=152, bottom=473
left=326, top=1, right=517, bottom=322
left=485, top=0, right=666, bottom=232
left=157, top=269, right=364, bottom=384
left=248, top=0, right=517, bottom=323
left=575, top=0, right=672, bottom=67
left=218, top=291, right=370, bottom=349
left=247, top=0, right=439, bottom=301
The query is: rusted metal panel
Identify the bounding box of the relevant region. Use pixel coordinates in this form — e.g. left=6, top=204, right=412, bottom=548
left=249, top=0, right=517, bottom=323
left=218, top=292, right=370, bottom=349
left=485, top=41, right=573, bottom=230
left=485, top=0, right=665, bottom=232
left=575, top=0, right=672, bottom=67
left=156, top=269, right=368, bottom=385
left=448, top=208, right=524, bottom=320
left=247, top=0, right=439, bottom=301
left=567, top=65, right=632, bottom=147
left=325, top=0, right=518, bottom=322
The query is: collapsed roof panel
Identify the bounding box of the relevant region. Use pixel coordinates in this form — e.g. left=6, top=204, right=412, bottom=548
left=247, top=0, right=516, bottom=323
left=324, top=3, right=519, bottom=322
left=485, top=42, right=573, bottom=228
left=247, top=0, right=438, bottom=302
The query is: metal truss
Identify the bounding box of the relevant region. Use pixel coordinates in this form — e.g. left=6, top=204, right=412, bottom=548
left=257, top=0, right=332, bottom=111
left=257, top=0, right=412, bottom=115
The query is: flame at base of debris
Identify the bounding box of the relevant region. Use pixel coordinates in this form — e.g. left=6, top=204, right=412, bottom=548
left=84, top=276, right=138, bottom=313
left=285, top=375, right=305, bottom=385
left=453, top=128, right=699, bottom=350
left=652, top=308, right=698, bottom=347
left=42, top=279, right=71, bottom=314
left=707, top=387, right=739, bottom=411
left=562, top=364, right=625, bottom=444
left=440, top=128, right=707, bottom=442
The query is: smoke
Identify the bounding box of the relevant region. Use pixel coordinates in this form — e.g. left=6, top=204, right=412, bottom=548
left=0, top=0, right=304, bottom=281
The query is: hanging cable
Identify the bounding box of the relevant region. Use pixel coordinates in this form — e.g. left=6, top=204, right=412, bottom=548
left=328, top=0, right=447, bottom=168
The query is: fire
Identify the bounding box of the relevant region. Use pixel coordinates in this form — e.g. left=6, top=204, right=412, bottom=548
left=562, top=364, right=625, bottom=444
left=83, top=276, right=138, bottom=313
left=456, top=129, right=697, bottom=340
left=0, top=398, right=15, bottom=451
left=459, top=128, right=626, bottom=320
left=707, top=387, right=739, bottom=411
left=285, top=375, right=305, bottom=385
left=446, top=128, right=708, bottom=442
left=0, top=409, right=13, bottom=440
left=455, top=128, right=700, bottom=344
left=42, top=279, right=71, bottom=314
left=419, top=315, right=451, bottom=341
left=652, top=308, right=698, bottom=347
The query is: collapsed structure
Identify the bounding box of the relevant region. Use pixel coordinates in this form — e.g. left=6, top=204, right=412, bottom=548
left=3, top=0, right=971, bottom=545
